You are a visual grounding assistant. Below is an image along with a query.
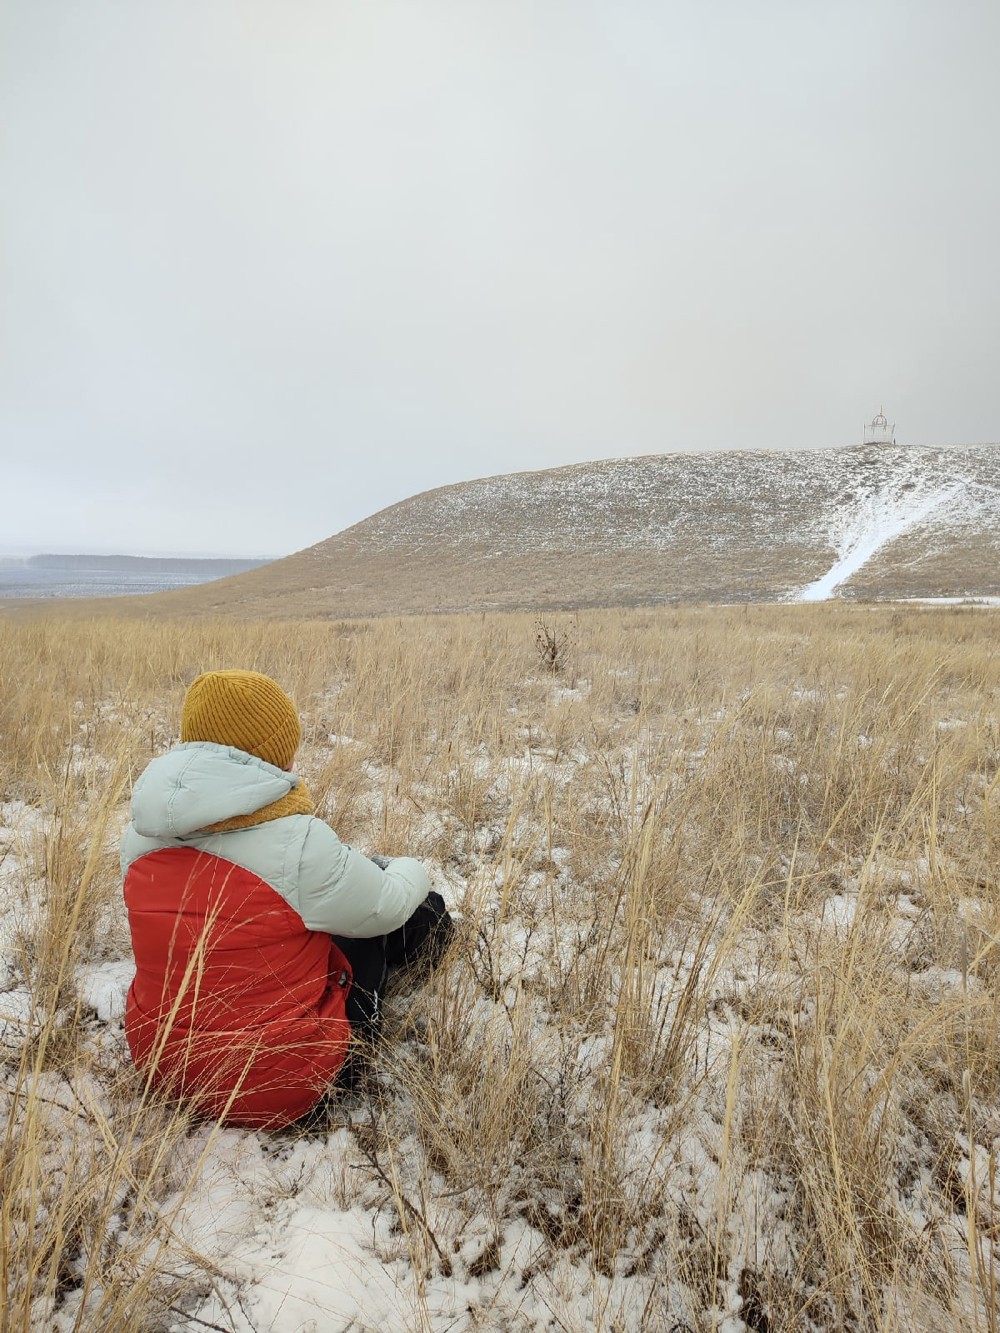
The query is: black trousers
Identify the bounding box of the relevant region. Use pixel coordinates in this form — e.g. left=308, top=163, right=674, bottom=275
left=331, top=890, right=453, bottom=1041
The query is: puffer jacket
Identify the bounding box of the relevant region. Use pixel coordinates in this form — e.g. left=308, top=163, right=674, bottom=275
left=122, top=741, right=430, bottom=1128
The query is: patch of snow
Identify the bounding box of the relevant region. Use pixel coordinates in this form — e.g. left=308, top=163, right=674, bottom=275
left=798, top=483, right=964, bottom=601
left=0, top=984, right=35, bottom=1046
left=188, top=1202, right=443, bottom=1331
left=895, top=596, right=1000, bottom=607
left=77, top=960, right=135, bottom=1022
left=821, top=893, right=858, bottom=932
left=550, top=682, right=589, bottom=704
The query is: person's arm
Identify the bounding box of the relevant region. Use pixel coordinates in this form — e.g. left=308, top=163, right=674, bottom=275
left=292, top=819, right=430, bottom=936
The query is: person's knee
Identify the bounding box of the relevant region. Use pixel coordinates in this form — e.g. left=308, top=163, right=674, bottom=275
left=426, top=890, right=448, bottom=918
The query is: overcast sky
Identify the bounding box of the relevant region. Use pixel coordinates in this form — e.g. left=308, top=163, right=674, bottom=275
left=1, top=1, right=997, bottom=558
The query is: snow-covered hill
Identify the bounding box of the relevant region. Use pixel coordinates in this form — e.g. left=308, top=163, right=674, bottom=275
left=360, top=444, right=996, bottom=558
left=42, top=443, right=1000, bottom=617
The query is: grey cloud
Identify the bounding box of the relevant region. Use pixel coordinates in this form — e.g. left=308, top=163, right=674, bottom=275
left=1, top=0, right=997, bottom=556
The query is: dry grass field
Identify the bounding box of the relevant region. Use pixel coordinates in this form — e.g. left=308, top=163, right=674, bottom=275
left=1, top=604, right=998, bottom=1331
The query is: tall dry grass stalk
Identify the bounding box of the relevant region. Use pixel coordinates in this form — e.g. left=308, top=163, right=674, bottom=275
left=0, top=603, right=997, bottom=1330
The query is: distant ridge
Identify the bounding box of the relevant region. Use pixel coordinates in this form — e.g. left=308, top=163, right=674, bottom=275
left=20, top=554, right=269, bottom=576
left=0, top=553, right=273, bottom=604
left=5, top=443, right=999, bottom=618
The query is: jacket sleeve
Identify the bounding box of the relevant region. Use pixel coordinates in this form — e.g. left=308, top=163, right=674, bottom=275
left=292, top=818, right=430, bottom=936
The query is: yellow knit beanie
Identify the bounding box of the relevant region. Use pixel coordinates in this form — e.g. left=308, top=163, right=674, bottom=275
left=181, top=670, right=301, bottom=770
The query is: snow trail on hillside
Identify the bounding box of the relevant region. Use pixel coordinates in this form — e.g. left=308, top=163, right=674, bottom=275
left=798, top=483, right=962, bottom=602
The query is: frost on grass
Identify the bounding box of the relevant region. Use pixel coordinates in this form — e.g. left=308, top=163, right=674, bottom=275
left=1, top=606, right=999, bottom=1331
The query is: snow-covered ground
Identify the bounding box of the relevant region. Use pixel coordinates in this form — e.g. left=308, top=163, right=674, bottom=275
left=348, top=443, right=1000, bottom=569
left=3, top=629, right=999, bottom=1332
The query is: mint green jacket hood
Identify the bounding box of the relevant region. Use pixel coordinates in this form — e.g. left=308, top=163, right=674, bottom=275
left=130, top=742, right=297, bottom=838
left=122, top=742, right=430, bottom=938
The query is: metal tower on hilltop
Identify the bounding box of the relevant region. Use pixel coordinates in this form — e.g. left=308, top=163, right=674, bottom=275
left=863, top=407, right=895, bottom=445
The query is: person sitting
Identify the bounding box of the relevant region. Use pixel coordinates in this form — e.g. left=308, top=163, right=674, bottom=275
left=122, top=668, right=451, bottom=1128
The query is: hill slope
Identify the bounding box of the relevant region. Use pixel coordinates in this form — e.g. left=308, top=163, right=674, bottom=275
left=14, top=443, right=1000, bottom=618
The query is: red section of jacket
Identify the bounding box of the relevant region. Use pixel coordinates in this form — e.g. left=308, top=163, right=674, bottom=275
left=124, top=847, right=351, bottom=1129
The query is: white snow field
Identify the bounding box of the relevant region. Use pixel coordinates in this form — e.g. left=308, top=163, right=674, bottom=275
left=798, top=482, right=963, bottom=601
